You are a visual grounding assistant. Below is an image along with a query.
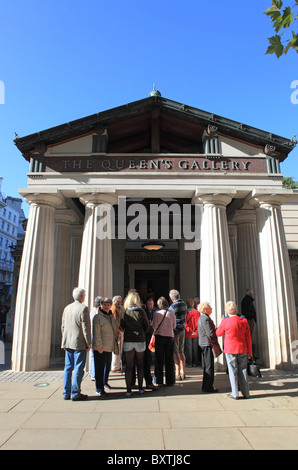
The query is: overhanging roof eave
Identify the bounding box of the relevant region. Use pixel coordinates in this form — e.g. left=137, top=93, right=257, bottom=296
left=13, top=95, right=296, bottom=159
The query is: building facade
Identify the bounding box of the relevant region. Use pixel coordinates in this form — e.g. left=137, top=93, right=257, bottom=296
left=11, top=92, right=298, bottom=371
left=0, top=177, right=25, bottom=304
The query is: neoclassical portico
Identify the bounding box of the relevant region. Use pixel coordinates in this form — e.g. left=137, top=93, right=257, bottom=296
left=11, top=92, right=298, bottom=371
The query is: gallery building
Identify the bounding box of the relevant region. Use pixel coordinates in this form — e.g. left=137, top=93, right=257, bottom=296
left=11, top=90, right=298, bottom=371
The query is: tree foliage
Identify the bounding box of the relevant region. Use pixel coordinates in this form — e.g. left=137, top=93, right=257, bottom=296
left=264, top=1, right=298, bottom=57
left=282, top=176, right=298, bottom=188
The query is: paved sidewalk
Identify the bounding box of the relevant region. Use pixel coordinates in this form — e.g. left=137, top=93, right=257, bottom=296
left=0, top=342, right=298, bottom=450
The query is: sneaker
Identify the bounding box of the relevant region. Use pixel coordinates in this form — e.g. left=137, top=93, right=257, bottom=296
left=71, top=393, right=88, bottom=401
left=138, top=389, right=145, bottom=394
left=104, top=384, right=112, bottom=391
left=125, top=391, right=133, bottom=397
left=96, top=390, right=108, bottom=399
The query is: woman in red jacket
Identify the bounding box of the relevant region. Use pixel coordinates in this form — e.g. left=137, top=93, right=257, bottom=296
left=184, top=298, right=201, bottom=367
left=216, top=301, right=252, bottom=399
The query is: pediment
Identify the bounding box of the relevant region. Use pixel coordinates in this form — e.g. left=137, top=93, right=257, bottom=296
left=14, top=95, right=296, bottom=165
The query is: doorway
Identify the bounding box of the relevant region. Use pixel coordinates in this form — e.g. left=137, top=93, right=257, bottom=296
left=135, top=269, right=169, bottom=302
left=128, top=263, right=176, bottom=304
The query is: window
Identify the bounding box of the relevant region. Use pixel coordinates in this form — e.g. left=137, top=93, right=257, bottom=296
left=266, top=156, right=280, bottom=174
left=203, top=136, right=219, bottom=154
left=92, top=134, right=108, bottom=153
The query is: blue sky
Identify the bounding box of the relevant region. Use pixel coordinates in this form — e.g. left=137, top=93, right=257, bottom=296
left=0, top=0, right=297, bottom=217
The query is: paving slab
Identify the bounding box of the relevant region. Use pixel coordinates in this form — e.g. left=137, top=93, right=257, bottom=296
left=163, top=427, right=253, bottom=450
left=1, top=429, right=84, bottom=450
left=21, top=411, right=101, bottom=429
left=78, top=429, right=165, bottom=450
left=240, top=427, right=298, bottom=450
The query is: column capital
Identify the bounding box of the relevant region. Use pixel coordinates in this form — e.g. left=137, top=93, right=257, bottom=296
left=193, top=192, right=233, bottom=207
left=231, top=209, right=256, bottom=225
left=228, top=221, right=237, bottom=238
left=19, top=190, right=64, bottom=208
left=247, top=189, right=292, bottom=209
left=78, top=192, right=118, bottom=207
left=54, top=209, right=79, bottom=225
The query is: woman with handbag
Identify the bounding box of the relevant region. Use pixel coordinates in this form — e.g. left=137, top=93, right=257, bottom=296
left=197, top=302, right=220, bottom=393
left=119, top=291, right=150, bottom=397
left=216, top=301, right=252, bottom=399
left=152, top=297, right=176, bottom=386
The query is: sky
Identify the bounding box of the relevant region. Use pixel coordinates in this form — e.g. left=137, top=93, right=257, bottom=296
left=0, top=0, right=297, bottom=218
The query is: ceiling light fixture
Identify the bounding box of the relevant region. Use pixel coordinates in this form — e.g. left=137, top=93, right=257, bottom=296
left=142, top=241, right=165, bottom=251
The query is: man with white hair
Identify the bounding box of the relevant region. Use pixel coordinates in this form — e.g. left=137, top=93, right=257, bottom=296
left=61, top=287, right=91, bottom=401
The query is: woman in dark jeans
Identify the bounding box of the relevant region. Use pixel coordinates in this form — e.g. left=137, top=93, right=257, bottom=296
left=120, top=291, right=150, bottom=397
left=197, top=301, right=219, bottom=393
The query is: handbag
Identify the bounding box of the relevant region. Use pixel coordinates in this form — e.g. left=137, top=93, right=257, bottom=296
left=148, top=333, right=155, bottom=352
left=247, top=358, right=261, bottom=378
left=148, top=308, right=168, bottom=353
left=198, top=318, right=222, bottom=358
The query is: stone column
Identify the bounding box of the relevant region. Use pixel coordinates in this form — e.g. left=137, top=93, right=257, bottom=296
left=249, top=191, right=298, bottom=368
left=51, top=209, right=78, bottom=357
left=11, top=192, right=63, bottom=371
left=193, top=192, right=235, bottom=368
left=78, top=193, right=117, bottom=307
left=70, top=225, right=83, bottom=294
left=232, top=207, right=260, bottom=358
left=232, top=208, right=260, bottom=308
left=228, top=222, right=238, bottom=304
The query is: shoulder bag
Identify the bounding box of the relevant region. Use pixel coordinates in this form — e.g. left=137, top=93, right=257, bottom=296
left=247, top=358, right=261, bottom=378
left=148, top=308, right=168, bottom=353
left=198, top=317, right=222, bottom=358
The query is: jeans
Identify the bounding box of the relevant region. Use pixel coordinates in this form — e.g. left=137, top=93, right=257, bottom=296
left=225, top=353, right=250, bottom=397
left=63, top=349, right=87, bottom=399
left=93, top=350, right=112, bottom=393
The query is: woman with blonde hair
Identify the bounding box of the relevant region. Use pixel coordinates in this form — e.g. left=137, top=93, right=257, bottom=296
left=120, top=290, right=150, bottom=396
left=216, top=301, right=252, bottom=399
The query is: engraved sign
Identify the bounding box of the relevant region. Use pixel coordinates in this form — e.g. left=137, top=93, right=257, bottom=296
left=44, top=155, right=267, bottom=173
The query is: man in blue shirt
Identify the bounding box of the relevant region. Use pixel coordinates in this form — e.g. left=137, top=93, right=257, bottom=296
left=169, top=289, right=187, bottom=380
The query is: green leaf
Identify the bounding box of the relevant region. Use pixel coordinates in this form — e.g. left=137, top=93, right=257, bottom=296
left=266, top=34, right=284, bottom=57
left=290, top=31, right=298, bottom=51
left=264, top=7, right=282, bottom=21
left=273, top=14, right=284, bottom=32
left=281, top=6, right=294, bottom=28
left=272, top=0, right=283, bottom=8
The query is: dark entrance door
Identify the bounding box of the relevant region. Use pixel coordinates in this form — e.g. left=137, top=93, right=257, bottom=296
left=135, top=269, right=169, bottom=303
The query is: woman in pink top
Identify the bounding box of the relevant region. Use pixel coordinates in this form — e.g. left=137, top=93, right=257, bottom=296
left=216, top=301, right=252, bottom=399
left=152, top=296, right=176, bottom=386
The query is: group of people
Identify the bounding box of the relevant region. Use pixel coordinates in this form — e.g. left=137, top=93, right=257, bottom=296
left=61, top=286, right=256, bottom=401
